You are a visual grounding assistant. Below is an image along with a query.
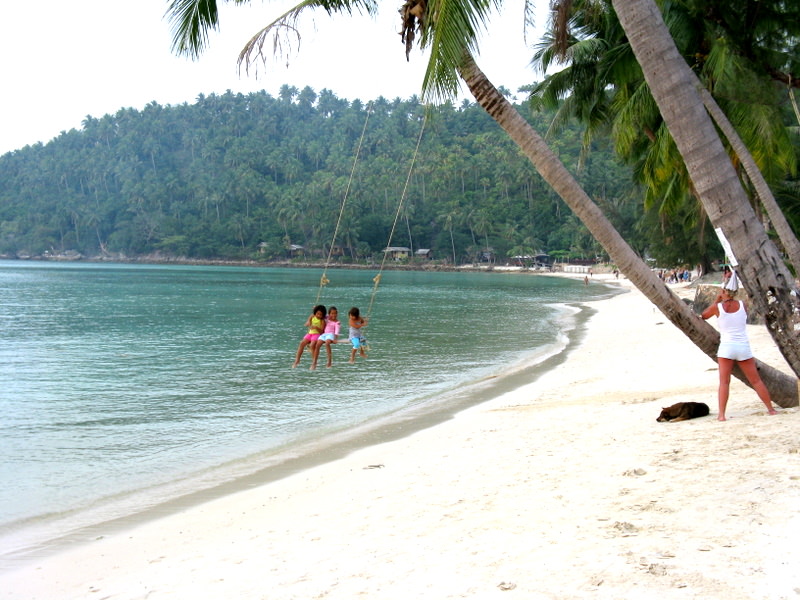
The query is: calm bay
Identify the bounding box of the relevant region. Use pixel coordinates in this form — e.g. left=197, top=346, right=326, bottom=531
left=0, top=261, right=614, bottom=559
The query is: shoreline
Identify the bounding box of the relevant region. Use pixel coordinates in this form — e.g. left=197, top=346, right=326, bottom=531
left=0, top=284, right=607, bottom=565
left=3, top=275, right=798, bottom=599
left=0, top=254, right=593, bottom=275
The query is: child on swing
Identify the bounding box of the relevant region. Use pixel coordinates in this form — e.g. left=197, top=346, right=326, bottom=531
left=292, top=304, right=326, bottom=369
left=347, top=306, right=368, bottom=364
left=312, top=306, right=340, bottom=369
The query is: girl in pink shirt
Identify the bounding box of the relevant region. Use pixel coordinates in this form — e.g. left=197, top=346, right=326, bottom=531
left=312, top=306, right=341, bottom=369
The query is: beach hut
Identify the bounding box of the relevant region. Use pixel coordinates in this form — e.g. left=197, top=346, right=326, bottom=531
left=383, top=246, right=411, bottom=261
left=287, top=244, right=305, bottom=259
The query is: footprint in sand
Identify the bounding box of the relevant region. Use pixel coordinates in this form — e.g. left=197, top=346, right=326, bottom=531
left=623, top=468, right=647, bottom=476
left=611, top=521, right=639, bottom=536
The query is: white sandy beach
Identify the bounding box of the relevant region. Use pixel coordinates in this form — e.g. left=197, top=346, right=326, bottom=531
left=3, top=275, right=799, bottom=600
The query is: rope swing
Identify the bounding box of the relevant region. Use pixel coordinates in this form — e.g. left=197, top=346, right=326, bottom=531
left=365, top=112, right=428, bottom=321
left=314, top=103, right=373, bottom=305
left=312, top=104, right=428, bottom=327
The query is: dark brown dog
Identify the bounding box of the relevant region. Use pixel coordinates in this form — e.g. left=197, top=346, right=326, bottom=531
left=656, top=402, right=710, bottom=422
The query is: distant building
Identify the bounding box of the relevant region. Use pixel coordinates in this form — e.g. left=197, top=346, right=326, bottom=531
left=510, top=253, right=553, bottom=268
left=479, top=249, right=495, bottom=263
left=415, top=248, right=432, bottom=260
left=383, top=246, right=411, bottom=260
left=287, top=244, right=305, bottom=258
left=512, top=256, right=528, bottom=267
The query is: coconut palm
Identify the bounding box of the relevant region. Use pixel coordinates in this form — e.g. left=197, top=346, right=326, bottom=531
left=611, top=0, right=800, bottom=379
left=698, top=86, right=800, bottom=274
left=530, top=0, right=800, bottom=275
left=457, top=51, right=795, bottom=403
left=167, top=0, right=798, bottom=404
left=436, top=204, right=460, bottom=264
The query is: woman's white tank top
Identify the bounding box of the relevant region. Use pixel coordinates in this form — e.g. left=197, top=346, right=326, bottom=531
left=717, top=301, right=748, bottom=344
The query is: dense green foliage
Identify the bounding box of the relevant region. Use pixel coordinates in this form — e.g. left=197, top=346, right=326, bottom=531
left=0, top=87, right=640, bottom=264
left=527, top=0, right=799, bottom=270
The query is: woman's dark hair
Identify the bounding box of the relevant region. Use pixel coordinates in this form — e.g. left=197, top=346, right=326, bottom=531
left=313, top=304, right=327, bottom=316
left=349, top=307, right=360, bottom=318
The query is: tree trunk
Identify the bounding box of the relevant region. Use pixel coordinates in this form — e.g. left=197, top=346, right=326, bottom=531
left=457, top=52, right=798, bottom=407
left=612, top=0, right=800, bottom=380
left=698, top=86, right=800, bottom=275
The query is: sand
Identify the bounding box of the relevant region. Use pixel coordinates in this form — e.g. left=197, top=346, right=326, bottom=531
left=3, top=275, right=799, bottom=600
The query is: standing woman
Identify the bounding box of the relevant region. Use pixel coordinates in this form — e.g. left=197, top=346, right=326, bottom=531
left=701, top=274, right=778, bottom=420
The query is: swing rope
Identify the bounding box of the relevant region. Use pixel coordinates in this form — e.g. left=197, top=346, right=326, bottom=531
left=315, top=103, right=373, bottom=305
left=365, top=112, right=428, bottom=321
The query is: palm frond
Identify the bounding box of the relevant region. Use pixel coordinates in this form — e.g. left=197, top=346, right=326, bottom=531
left=236, top=0, right=315, bottom=75
left=611, top=80, right=658, bottom=157
left=238, top=0, right=377, bottom=75
left=421, top=0, right=501, bottom=101
left=522, top=0, right=538, bottom=44
left=531, top=30, right=561, bottom=74
left=168, top=0, right=223, bottom=59
left=168, top=0, right=377, bottom=68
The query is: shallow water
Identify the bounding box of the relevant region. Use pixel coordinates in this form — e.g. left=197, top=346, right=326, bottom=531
left=0, top=261, right=614, bottom=557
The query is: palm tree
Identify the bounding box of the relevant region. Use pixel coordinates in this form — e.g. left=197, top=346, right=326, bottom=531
left=457, top=51, right=792, bottom=399
left=611, top=0, right=800, bottom=378
left=436, top=204, right=459, bottom=264
left=531, top=0, right=800, bottom=276
left=697, top=86, right=800, bottom=274
left=275, top=193, right=301, bottom=244
left=166, top=0, right=798, bottom=405
left=471, top=208, right=492, bottom=259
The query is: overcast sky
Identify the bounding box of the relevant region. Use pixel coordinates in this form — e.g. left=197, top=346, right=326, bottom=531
left=1, top=0, right=548, bottom=155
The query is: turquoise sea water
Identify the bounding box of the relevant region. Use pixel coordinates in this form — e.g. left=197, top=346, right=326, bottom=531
left=0, top=261, right=615, bottom=560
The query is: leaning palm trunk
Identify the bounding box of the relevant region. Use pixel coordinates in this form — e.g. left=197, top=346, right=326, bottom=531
left=612, top=0, right=800, bottom=380
left=698, top=86, right=800, bottom=275
left=458, top=52, right=797, bottom=407
left=164, top=0, right=798, bottom=402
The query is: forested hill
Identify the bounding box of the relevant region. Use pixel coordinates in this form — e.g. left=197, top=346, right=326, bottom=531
left=0, top=87, right=638, bottom=264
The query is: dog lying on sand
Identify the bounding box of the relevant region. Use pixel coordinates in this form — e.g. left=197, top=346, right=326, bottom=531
left=656, top=402, right=710, bottom=422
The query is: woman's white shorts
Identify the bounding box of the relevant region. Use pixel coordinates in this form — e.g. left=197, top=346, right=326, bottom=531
left=717, top=342, right=753, bottom=361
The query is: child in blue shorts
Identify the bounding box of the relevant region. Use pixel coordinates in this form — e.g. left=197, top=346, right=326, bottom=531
left=347, top=307, right=368, bottom=364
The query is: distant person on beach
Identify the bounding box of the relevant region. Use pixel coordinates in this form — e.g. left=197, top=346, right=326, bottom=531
left=348, top=307, right=368, bottom=364
left=583, top=275, right=589, bottom=285
left=293, top=304, right=326, bottom=369
left=701, top=282, right=777, bottom=421
left=313, top=306, right=340, bottom=369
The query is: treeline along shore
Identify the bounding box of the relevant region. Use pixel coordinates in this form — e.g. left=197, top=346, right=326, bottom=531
left=0, top=91, right=639, bottom=268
